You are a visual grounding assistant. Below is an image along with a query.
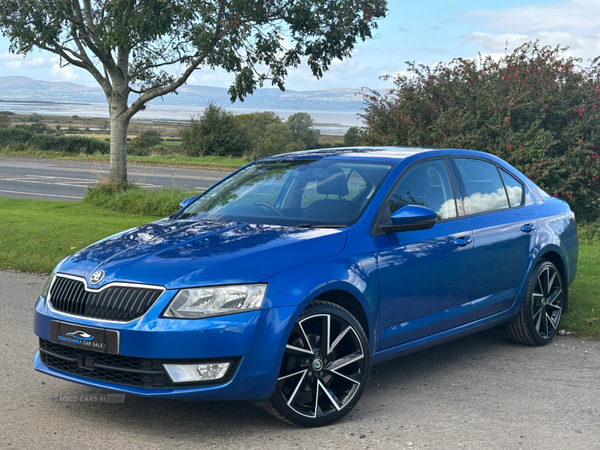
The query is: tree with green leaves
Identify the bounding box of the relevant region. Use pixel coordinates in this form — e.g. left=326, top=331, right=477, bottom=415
left=256, top=122, right=303, bottom=158
left=234, top=111, right=282, bottom=159
left=344, top=126, right=361, bottom=146
left=181, top=102, right=246, bottom=157
left=286, top=112, right=320, bottom=149
left=0, top=0, right=387, bottom=184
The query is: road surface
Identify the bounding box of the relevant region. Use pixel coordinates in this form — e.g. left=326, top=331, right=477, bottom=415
left=0, top=156, right=231, bottom=201
left=1, top=270, right=599, bottom=449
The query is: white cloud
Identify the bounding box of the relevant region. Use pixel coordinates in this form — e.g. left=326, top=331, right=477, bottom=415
left=0, top=52, right=45, bottom=69
left=464, top=0, right=600, bottom=33
left=187, top=67, right=236, bottom=87
left=463, top=33, right=531, bottom=54
left=461, top=0, right=600, bottom=62
left=49, top=55, right=86, bottom=81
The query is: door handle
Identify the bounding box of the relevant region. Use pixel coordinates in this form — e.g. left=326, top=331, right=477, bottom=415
left=453, top=236, right=472, bottom=247
left=521, top=224, right=536, bottom=233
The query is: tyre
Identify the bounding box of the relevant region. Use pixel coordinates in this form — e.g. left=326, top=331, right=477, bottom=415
left=266, top=301, right=370, bottom=426
left=506, top=260, right=564, bottom=346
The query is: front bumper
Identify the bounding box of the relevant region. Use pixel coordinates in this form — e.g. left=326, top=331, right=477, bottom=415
left=34, top=294, right=296, bottom=401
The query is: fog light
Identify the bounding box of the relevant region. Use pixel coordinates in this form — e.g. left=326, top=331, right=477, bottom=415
left=163, top=362, right=231, bottom=383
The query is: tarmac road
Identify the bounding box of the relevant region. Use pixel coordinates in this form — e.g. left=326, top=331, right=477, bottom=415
left=1, top=269, right=599, bottom=449
left=0, top=156, right=231, bottom=201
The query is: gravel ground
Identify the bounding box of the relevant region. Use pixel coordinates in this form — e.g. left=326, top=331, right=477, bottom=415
left=1, top=269, right=599, bottom=449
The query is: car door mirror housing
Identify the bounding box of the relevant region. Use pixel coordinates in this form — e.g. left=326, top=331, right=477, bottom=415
left=380, top=205, right=437, bottom=233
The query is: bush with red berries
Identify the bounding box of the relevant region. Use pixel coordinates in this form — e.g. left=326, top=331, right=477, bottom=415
left=361, top=41, right=600, bottom=220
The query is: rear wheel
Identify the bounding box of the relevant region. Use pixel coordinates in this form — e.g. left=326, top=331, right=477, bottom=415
left=506, top=260, right=564, bottom=346
left=266, top=301, right=370, bottom=426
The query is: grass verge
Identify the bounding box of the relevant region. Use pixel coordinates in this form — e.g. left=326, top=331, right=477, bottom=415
left=0, top=197, right=156, bottom=273
left=0, top=147, right=249, bottom=171
left=83, top=184, right=196, bottom=217
left=561, top=242, right=600, bottom=339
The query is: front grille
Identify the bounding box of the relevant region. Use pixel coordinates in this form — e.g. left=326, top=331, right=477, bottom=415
left=39, top=339, right=241, bottom=388
left=49, top=276, right=163, bottom=321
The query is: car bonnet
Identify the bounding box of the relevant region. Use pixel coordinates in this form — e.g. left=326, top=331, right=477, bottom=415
left=58, top=219, right=348, bottom=289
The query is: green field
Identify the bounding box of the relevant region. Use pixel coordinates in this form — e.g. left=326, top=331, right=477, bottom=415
left=0, top=196, right=597, bottom=339
left=0, top=197, right=156, bottom=273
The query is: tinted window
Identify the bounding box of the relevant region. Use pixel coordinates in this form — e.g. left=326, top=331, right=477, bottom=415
left=455, top=158, right=509, bottom=214
left=500, top=169, right=524, bottom=207
left=389, top=159, right=457, bottom=220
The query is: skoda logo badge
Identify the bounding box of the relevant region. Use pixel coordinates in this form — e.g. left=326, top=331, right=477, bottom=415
left=90, top=270, right=105, bottom=285
left=312, top=359, right=324, bottom=371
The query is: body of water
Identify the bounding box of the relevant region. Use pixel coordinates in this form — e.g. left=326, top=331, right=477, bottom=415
left=0, top=101, right=363, bottom=135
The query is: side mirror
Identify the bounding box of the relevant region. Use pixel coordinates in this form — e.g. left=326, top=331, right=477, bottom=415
left=179, top=196, right=196, bottom=209
left=380, top=205, right=437, bottom=234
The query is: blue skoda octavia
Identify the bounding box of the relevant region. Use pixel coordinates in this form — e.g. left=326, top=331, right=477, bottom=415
left=34, top=147, right=578, bottom=426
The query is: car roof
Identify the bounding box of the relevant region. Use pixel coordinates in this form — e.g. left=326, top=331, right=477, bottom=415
left=261, top=146, right=496, bottom=163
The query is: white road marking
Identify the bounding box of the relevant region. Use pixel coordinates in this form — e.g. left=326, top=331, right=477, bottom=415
left=0, top=189, right=83, bottom=199
left=3, top=175, right=161, bottom=189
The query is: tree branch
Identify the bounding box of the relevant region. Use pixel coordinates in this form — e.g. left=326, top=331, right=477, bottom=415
left=71, top=0, right=118, bottom=73
left=126, top=0, right=230, bottom=120
left=126, top=54, right=206, bottom=120
left=70, top=32, right=112, bottom=93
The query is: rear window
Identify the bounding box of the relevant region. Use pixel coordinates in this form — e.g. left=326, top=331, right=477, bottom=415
left=500, top=169, right=524, bottom=208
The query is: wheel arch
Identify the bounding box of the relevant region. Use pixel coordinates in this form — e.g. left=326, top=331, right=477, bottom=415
left=308, top=289, right=370, bottom=345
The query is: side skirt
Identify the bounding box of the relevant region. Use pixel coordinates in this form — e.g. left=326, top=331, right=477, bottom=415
left=371, top=309, right=516, bottom=366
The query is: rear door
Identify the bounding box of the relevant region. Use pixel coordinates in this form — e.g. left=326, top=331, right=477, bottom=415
left=450, top=158, right=537, bottom=320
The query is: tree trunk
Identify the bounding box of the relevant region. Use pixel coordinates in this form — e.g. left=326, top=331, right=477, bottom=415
left=108, top=102, right=130, bottom=185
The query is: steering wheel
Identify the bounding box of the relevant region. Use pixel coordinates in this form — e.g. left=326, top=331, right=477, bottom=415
left=253, top=202, right=283, bottom=216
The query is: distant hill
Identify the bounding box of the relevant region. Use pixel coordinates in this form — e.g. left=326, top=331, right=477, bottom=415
left=0, top=76, right=370, bottom=112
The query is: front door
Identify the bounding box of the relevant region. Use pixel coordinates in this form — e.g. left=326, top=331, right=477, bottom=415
left=374, top=159, right=473, bottom=350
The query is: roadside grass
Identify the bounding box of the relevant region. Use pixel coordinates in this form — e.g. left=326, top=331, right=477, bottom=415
left=83, top=184, right=196, bottom=217
left=0, top=147, right=248, bottom=171
left=0, top=193, right=597, bottom=339
left=0, top=197, right=156, bottom=273
left=561, top=242, right=600, bottom=339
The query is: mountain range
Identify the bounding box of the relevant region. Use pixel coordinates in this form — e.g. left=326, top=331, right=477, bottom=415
left=0, top=76, right=370, bottom=113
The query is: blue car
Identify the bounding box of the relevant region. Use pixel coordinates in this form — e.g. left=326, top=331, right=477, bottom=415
left=34, top=147, right=578, bottom=426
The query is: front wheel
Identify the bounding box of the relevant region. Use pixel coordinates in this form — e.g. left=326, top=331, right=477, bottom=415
left=506, top=260, right=564, bottom=346
left=266, top=301, right=370, bottom=426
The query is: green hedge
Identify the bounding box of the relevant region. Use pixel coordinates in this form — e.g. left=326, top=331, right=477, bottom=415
left=361, top=41, right=600, bottom=221
left=0, top=127, right=33, bottom=143
left=0, top=127, right=109, bottom=154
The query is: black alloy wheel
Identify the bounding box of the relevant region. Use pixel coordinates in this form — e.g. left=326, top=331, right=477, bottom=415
left=266, top=301, right=370, bottom=426
left=506, top=260, right=564, bottom=346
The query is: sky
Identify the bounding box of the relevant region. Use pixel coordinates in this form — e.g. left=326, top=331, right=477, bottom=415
left=1, top=0, right=599, bottom=92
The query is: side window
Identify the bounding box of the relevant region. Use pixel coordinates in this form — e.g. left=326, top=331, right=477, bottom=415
left=455, top=158, right=509, bottom=214
left=500, top=169, right=524, bottom=207
left=389, top=159, right=457, bottom=220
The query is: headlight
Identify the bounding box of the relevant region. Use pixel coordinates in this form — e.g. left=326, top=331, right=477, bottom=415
left=163, top=284, right=267, bottom=319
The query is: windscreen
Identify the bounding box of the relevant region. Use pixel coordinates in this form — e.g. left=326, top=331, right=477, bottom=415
left=178, top=159, right=393, bottom=227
